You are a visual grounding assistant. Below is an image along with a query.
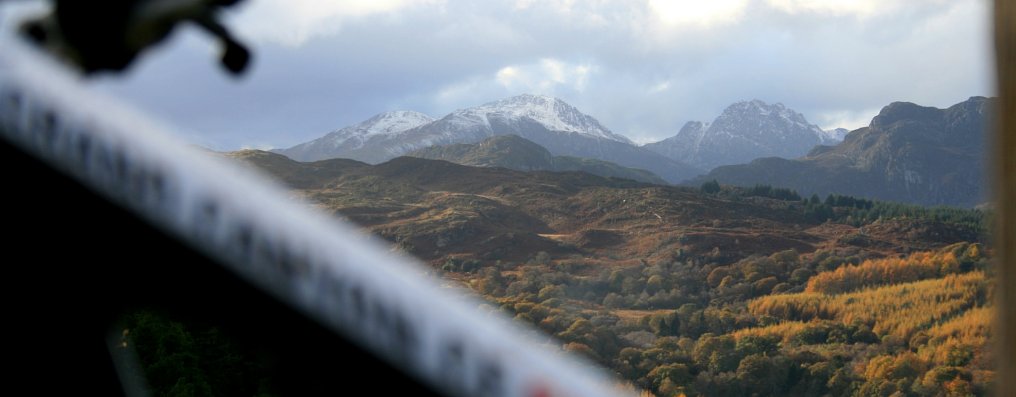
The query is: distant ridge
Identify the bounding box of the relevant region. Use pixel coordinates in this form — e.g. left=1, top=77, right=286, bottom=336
left=275, top=94, right=702, bottom=183
left=644, top=99, right=837, bottom=171
left=407, top=135, right=668, bottom=184
left=690, top=97, right=993, bottom=207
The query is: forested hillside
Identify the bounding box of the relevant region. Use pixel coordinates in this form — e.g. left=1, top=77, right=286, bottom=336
left=212, top=152, right=997, bottom=396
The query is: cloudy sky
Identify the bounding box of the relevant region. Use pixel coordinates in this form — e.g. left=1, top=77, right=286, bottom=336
left=16, top=0, right=995, bottom=149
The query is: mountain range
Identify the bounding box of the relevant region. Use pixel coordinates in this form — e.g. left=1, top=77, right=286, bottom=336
left=275, top=94, right=702, bottom=183
left=406, top=135, right=667, bottom=184
left=692, top=97, right=993, bottom=207
left=227, top=149, right=980, bottom=265
left=643, top=99, right=842, bottom=170
left=229, top=94, right=994, bottom=397
left=273, top=94, right=991, bottom=207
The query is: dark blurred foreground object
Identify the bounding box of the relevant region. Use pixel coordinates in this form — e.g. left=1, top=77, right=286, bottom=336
left=19, top=0, right=251, bottom=75
left=0, top=138, right=441, bottom=396
left=993, top=1, right=1016, bottom=395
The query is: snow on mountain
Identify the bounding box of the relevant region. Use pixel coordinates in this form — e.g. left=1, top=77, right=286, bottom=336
left=821, top=127, right=850, bottom=142
left=276, top=110, right=434, bottom=162
left=692, top=97, right=993, bottom=207
left=279, top=94, right=634, bottom=164
left=276, top=94, right=701, bottom=182
left=444, top=94, right=634, bottom=144
left=355, top=111, right=437, bottom=138
left=644, top=100, right=831, bottom=171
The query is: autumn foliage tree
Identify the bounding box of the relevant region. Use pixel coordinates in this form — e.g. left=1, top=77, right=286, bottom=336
left=805, top=242, right=985, bottom=294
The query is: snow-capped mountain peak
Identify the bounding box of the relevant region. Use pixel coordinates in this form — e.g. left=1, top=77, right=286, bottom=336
left=354, top=110, right=435, bottom=138
left=645, top=99, right=833, bottom=170
left=719, top=100, right=822, bottom=135
left=273, top=94, right=709, bottom=183
left=446, top=94, right=633, bottom=144
left=318, top=110, right=434, bottom=148
left=274, top=110, right=434, bottom=161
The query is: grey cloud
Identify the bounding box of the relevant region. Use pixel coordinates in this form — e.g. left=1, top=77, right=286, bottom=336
left=83, top=0, right=991, bottom=149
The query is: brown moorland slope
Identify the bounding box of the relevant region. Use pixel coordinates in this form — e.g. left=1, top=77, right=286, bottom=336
left=228, top=150, right=981, bottom=265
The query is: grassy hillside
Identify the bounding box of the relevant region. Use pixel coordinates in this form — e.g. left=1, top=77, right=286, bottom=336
left=167, top=151, right=996, bottom=397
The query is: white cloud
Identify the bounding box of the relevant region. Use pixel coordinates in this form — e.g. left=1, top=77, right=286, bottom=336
left=494, top=59, right=596, bottom=93
left=812, top=108, right=881, bottom=131
left=513, top=0, right=537, bottom=10
left=767, top=0, right=878, bottom=16
left=647, top=0, right=748, bottom=27
left=90, top=0, right=991, bottom=148
left=231, top=0, right=445, bottom=46
left=495, top=66, right=520, bottom=86
left=435, top=78, right=482, bottom=104
left=508, top=0, right=617, bottom=27
left=428, top=58, right=598, bottom=114
left=765, top=0, right=949, bottom=18
left=648, top=81, right=671, bottom=94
